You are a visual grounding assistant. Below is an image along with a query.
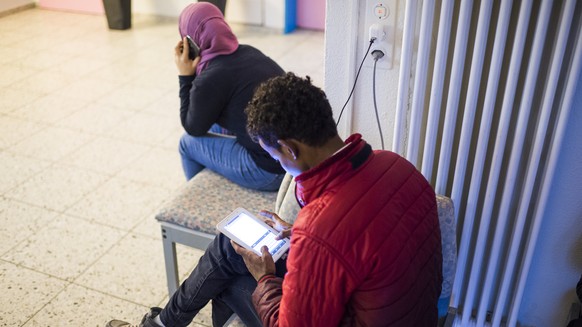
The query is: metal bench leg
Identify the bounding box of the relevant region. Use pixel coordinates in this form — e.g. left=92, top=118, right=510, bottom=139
left=161, top=225, right=180, bottom=296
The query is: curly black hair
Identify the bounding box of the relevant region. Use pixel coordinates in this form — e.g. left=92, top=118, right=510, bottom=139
left=245, top=72, right=337, bottom=148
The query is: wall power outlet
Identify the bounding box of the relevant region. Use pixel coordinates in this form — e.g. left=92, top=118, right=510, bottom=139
left=363, top=0, right=396, bottom=70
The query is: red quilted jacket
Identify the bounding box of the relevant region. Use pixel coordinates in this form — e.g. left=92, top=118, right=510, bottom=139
left=253, top=134, right=443, bottom=326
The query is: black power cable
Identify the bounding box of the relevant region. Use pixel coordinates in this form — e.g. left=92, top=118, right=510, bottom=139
left=336, top=39, right=375, bottom=127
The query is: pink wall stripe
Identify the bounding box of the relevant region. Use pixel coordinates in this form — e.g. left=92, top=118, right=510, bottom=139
left=296, top=0, right=325, bottom=30
left=38, top=0, right=104, bottom=14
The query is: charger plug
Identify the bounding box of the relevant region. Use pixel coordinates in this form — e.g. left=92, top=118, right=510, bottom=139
left=369, top=24, right=385, bottom=42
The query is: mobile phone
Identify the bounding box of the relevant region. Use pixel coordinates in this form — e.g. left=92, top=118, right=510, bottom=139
left=216, top=208, right=290, bottom=262
left=186, top=35, right=200, bottom=60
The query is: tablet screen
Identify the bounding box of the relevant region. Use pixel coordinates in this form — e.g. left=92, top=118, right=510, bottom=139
left=223, top=211, right=287, bottom=257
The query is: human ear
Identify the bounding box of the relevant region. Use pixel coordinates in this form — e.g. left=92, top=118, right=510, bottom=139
left=277, top=140, right=298, bottom=160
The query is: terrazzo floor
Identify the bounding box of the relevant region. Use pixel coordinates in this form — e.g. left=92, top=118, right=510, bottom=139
left=0, top=7, right=323, bottom=327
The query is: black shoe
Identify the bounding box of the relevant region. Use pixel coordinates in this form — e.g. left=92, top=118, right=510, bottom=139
left=106, top=307, right=163, bottom=327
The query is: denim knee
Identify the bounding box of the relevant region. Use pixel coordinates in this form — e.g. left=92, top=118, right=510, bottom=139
left=178, top=133, right=190, bottom=157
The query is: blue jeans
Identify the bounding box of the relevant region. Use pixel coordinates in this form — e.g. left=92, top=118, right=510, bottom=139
left=159, top=233, right=287, bottom=327
left=179, top=127, right=284, bottom=191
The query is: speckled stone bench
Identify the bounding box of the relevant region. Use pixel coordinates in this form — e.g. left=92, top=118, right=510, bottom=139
left=156, top=168, right=457, bottom=321
left=155, top=169, right=283, bottom=296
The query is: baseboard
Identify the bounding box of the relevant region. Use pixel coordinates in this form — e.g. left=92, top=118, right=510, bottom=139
left=0, top=2, right=35, bottom=18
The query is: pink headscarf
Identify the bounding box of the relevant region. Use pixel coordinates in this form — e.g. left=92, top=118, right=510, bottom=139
left=179, top=2, right=239, bottom=75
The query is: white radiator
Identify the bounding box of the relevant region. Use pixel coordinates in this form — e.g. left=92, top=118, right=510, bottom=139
left=393, top=0, right=582, bottom=326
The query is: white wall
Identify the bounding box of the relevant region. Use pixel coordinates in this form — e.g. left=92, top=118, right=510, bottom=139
left=131, top=0, right=283, bottom=28
left=324, top=1, right=582, bottom=326
left=131, top=0, right=190, bottom=17
left=324, top=0, right=402, bottom=149
left=131, top=0, right=254, bottom=22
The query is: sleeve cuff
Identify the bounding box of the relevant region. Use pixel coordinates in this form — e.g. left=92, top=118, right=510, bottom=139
left=178, top=75, right=195, bottom=82
left=258, top=273, right=276, bottom=284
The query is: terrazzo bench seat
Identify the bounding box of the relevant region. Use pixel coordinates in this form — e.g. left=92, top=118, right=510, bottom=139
left=155, top=169, right=280, bottom=296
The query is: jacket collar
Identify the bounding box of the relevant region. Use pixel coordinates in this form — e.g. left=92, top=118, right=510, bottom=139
left=294, top=134, right=372, bottom=207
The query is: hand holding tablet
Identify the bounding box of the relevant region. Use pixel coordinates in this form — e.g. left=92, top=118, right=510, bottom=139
left=258, top=210, right=293, bottom=240
left=217, top=208, right=290, bottom=262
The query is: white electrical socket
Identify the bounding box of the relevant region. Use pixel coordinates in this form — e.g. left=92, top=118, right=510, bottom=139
left=369, top=23, right=386, bottom=42
left=363, top=0, right=396, bottom=70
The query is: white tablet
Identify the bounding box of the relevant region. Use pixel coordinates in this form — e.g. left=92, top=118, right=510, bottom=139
left=217, top=208, right=290, bottom=262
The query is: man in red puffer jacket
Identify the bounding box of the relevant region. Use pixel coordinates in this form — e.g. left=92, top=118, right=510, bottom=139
left=234, top=72, right=443, bottom=326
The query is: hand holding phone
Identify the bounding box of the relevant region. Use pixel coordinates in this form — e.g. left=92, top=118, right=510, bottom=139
left=174, top=38, right=198, bottom=76
left=186, top=35, right=200, bottom=60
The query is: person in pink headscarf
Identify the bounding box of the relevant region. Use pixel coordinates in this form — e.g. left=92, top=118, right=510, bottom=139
left=177, top=1, right=236, bottom=76
left=107, top=2, right=285, bottom=327
left=106, top=3, right=285, bottom=327
left=174, top=2, right=286, bottom=192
